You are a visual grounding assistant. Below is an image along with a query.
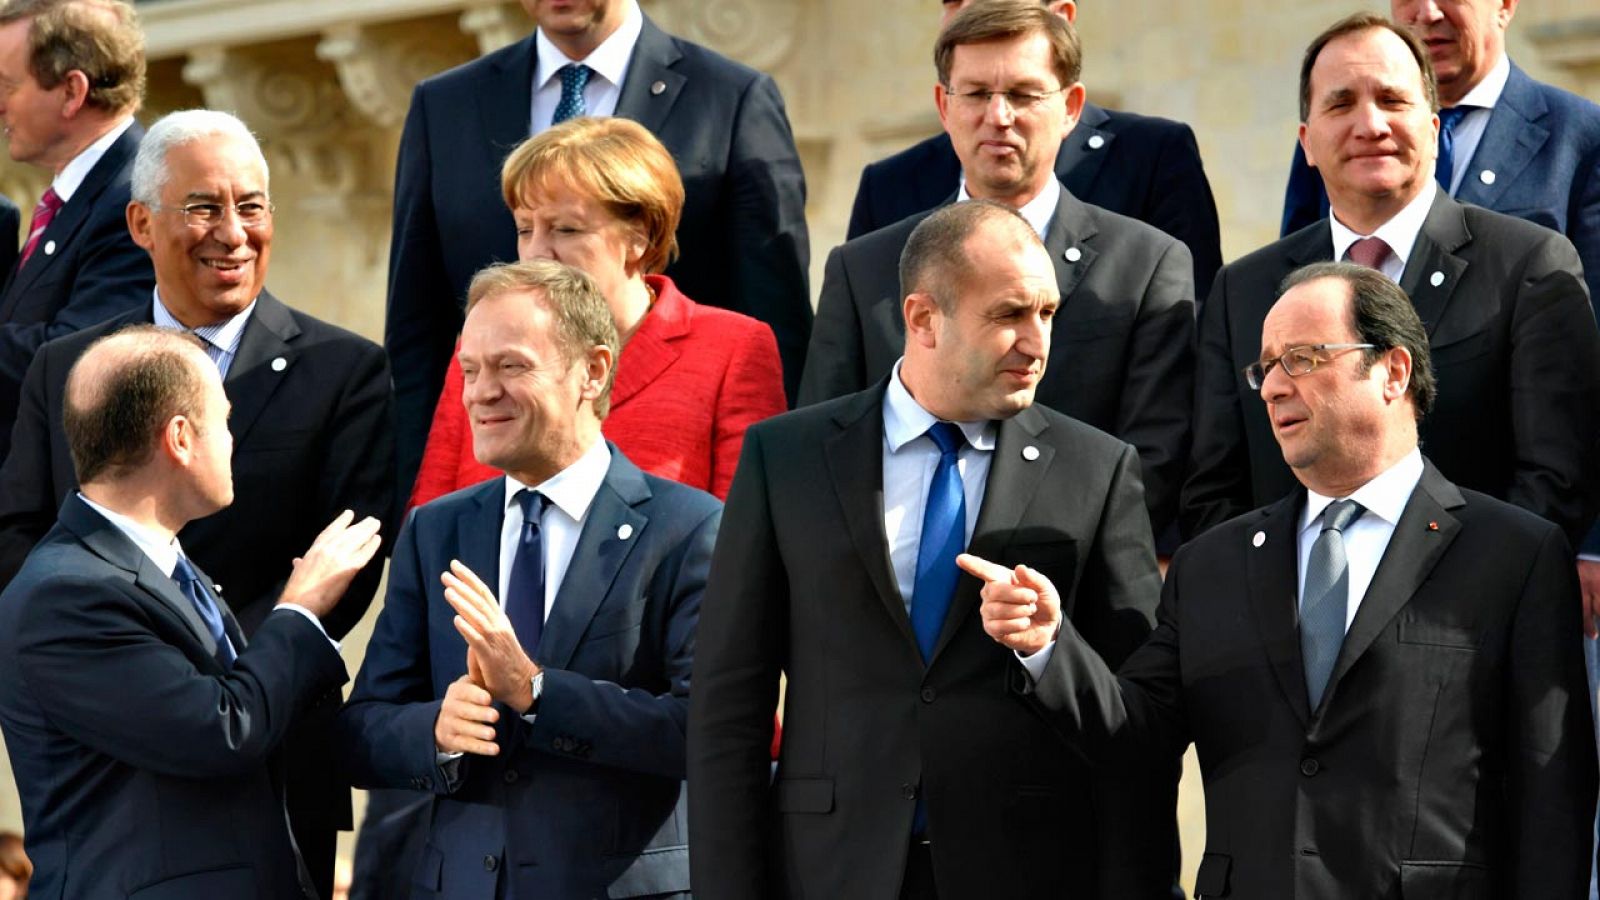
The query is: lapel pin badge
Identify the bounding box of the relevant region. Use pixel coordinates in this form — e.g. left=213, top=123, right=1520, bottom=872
left=617, top=523, right=634, bottom=540
left=1063, top=246, right=1082, bottom=263
left=1252, top=531, right=1266, bottom=547
left=1429, top=271, right=1445, bottom=287
left=1478, top=169, right=1495, bottom=185
left=1427, top=521, right=1439, bottom=532
left=1087, top=134, right=1105, bottom=150
left=650, top=81, right=666, bottom=96
left=43, top=240, right=56, bottom=255
left=1021, top=445, right=1040, bottom=461
left=271, top=356, right=287, bottom=372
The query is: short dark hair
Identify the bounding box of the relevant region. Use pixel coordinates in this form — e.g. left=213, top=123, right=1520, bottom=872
left=466, top=259, right=621, bottom=417
left=900, top=199, right=1038, bottom=313
left=1278, top=261, right=1436, bottom=419
left=936, top=0, right=1081, bottom=89
left=0, top=0, right=145, bottom=115
left=63, top=326, right=208, bottom=485
left=1298, top=12, right=1437, bottom=122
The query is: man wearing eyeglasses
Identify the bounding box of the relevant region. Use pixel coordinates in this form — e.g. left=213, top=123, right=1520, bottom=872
left=967, top=260, right=1598, bottom=898
left=0, top=108, right=396, bottom=900
left=1182, top=13, right=1600, bottom=565
left=800, top=0, right=1195, bottom=544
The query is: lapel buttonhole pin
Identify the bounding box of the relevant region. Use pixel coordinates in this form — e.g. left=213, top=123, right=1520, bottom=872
left=1021, top=445, right=1040, bottom=461
left=271, top=357, right=287, bottom=372
left=650, top=81, right=666, bottom=96
left=43, top=240, right=55, bottom=255
left=1427, top=521, right=1439, bottom=532
left=1478, top=169, right=1495, bottom=185
left=617, top=523, right=634, bottom=540
left=1429, top=271, right=1444, bottom=287
left=1252, top=531, right=1266, bottom=547
left=1087, top=134, right=1105, bottom=150
left=1064, top=246, right=1082, bottom=263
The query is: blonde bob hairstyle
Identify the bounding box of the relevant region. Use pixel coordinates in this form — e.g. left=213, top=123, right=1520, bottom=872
left=500, top=116, right=685, bottom=276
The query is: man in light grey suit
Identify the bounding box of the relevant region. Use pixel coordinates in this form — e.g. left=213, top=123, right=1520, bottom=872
left=799, top=0, right=1193, bottom=536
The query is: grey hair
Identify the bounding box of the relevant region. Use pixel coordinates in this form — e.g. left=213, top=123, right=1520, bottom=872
left=130, top=109, right=268, bottom=205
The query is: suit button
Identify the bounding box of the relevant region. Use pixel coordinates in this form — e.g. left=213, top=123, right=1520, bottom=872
left=503, top=769, right=519, bottom=784
left=484, top=854, right=498, bottom=871
left=920, top=687, right=936, bottom=703
left=900, top=783, right=917, bottom=800
left=419, top=776, right=433, bottom=790
left=1300, top=758, right=1320, bottom=777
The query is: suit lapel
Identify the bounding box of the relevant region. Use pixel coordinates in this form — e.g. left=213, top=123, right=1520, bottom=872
left=943, top=407, right=1054, bottom=664
left=1053, top=103, right=1113, bottom=200
left=614, top=16, right=685, bottom=134
left=457, top=480, right=505, bottom=627
left=190, top=556, right=248, bottom=655
left=539, top=449, right=649, bottom=669
left=824, top=386, right=919, bottom=655
left=1453, top=64, right=1548, bottom=211
left=1321, top=464, right=1462, bottom=706
left=610, top=281, right=687, bottom=409
left=1043, top=186, right=1096, bottom=304
left=223, top=291, right=301, bottom=445
left=479, top=36, right=537, bottom=151
left=1245, top=494, right=1312, bottom=726
left=1398, top=193, right=1469, bottom=340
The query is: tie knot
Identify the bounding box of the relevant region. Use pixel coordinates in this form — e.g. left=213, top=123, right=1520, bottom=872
left=36, top=187, right=62, bottom=214
left=1346, top=236, right=1392, bottom=270
left=517, top=488, right=547, bottom=521
left=1322, top=499, right=1365, bottom=534
left=561, top=63, right=591, bottom=91
left=1438, top=105, right=1472, bottom=131
left=172, top=555, right=199, bottom=588
left=925, top=421, right=965, bottom=456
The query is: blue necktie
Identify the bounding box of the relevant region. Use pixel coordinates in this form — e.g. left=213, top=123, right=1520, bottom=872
left=173, top=555, right=235, bottom=668
left=1300, top=499, right=1364, bottom=711
left=1435, top=106, right=1472, bottom=193
left=911, top=422, right=967, bottom=663
left=552, top=64, right=592, bottom=125
left=506, top=489, right=549, bottom=655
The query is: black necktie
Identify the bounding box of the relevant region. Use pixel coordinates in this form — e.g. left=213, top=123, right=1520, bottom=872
left=506, top=489, right=549, bottom=655
left=173, top=555, right=235, bottom=667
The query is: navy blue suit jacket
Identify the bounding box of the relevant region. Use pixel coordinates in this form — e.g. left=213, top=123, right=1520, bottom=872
left=0, top=494, right=347, bottom=900
left=847, top=103, right=1223, bottom=294
left=338, top=447, right=720, bottom=899
left=385, top=17, right=811, bottom=498
left=0, top=123, right=154, bottom=462
left=0, top=193, right=19, bottom=282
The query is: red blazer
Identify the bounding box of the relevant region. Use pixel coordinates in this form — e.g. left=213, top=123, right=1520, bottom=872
left=411, top=275, right=785, bottom=507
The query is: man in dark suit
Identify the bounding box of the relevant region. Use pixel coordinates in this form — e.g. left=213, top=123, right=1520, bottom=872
left=802, top=0, right=1193, bottom=535
left=0, top=109, right=395, bottom=899
left=970, top=261, right=1598, bottom=898
left=0, top=325, right=383, bottom=900
left=690, top=200, right=1170, bottom=899
left=0, top=194, right=19, bottom=277
left=848, top=0, right=1222, bottom=292
left=340, top=259, right=719, bottom=898
left=1182, top=14, right=1600, bottom=553
left=0, top=0, right=154, bottom=462
left=385, top=0, right=810, bottom=499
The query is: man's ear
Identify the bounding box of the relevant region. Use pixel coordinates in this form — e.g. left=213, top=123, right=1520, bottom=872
left=163, top=414, right=196, bottom=466
left=903, top=291, right=942, bottom=349
left=579, top=343, right=614, bottom=403
left=1045, top=0, right=1076, bottom=23
left=59, top=69, right=90, bottom=119
left=1382, top=346, right=1413, bottom=402
left=126, top=201, right=155, bottom=252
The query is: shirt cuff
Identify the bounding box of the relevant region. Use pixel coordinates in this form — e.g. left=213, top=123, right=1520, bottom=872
left=1578, top=553, right=1600, bottom=563
left=276, top=604, right=340, bottom=651
left=1016, top=641, right=1056, bottom=684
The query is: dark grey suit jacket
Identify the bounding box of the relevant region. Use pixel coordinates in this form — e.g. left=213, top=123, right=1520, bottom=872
left=1037, top=461, right=1597, bottom=899
left=1182, top=191, right=1600, bottom=547
left=800, top=186, right=1195, bottom=532
left=688, top=388, right=1174, bottom=899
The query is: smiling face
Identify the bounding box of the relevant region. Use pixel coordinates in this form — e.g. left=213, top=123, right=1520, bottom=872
left=521, top=0, right=624, bottom=56
left=1299, top=26, right=1439, bottom=232
left=0, top=18, right=67, bottom=169
left=1392, top=0, right=1513, bottom=106
left=127, top=133, right=272, bottom=329
left=936, top=31, right=1081, bottom=208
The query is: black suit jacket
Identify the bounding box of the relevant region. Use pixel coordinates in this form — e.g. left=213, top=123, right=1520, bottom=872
left=0, top=123, right=154, bottom=462
left=847, top=103, right=1223, bottom=292
left=688, top=389, right=1174, bottom=899
left=0, top=493, right=348, bottom=900
left=1037, top=462, right=1598, bottom=899
left=385, top=16, right=811, bottom=497
left=1182, top=192, right=1600, bottom=547
left=0, top=193, right=19, bottom=280
left=802, top=186, right=1195, bottom=532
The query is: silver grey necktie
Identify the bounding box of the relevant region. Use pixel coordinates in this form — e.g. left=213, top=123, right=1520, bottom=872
left=1301, top=499, right=1365, bottom=711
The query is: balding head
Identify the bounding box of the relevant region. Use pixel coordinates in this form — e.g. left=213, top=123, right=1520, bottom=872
left=64, top=326, right=211, bottom=486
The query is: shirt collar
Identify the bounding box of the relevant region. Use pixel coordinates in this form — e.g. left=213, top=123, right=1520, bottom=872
left=152, top=289, right=257, bottom=357
left=77, top=491, right=183, bottom=577
left=1300, top=447, right=1424, bottom=536
left=955, top=175, right=1060, bottom=242
left=1455, top=53, right=1510, bottom=111
left=52, top=116, right=135, bottom=203
left=882, top=358, right=997, bottom=454
left=1329, top=179, right=1436, bottom=270
left=502, top=438, right=613, bottom=525
left=533, top=0, right=642, bottom=91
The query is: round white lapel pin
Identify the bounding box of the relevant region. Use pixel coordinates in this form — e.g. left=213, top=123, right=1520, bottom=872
left=1064, top=246, right=1082, bottom=263
left=1478, top=169, right=1496, bottom=185
left=1429, top=271, right=1445, bottom=287
left=1087, top=134, right=1105, bottom=150
left=1251, top=531, right=1266, bottom=548
left=650, top=81, right=666, bottom=96
left=271, top=356, right=288, bottom=372
left=1022, top=445, right=1040, bottom=461
left=617, top=523, right=634, bottom=540
left=43, top=240, right=55, bottom=255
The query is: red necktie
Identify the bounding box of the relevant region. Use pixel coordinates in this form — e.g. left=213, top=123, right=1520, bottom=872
left=1346, top=236, right=1392, bottom=271
left=19, top=187, right=62, bottom=269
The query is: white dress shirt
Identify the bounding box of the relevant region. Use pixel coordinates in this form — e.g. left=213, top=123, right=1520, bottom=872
left=51, top=116, right=135, bottom=203
left=955, top=175, right=1061, bottom=242
left=529, top=0, right=643, bottom=134
left=496, top=438, right=613, bottom=623
left=152, top=291, right=256, bottom=379
left=1439, top=54, right=1510, bottom=196
left=1329, top=180, right=1436, bottom=283
left=1297, top=449, right=1424, bottom=632
left=881, top=359, right=995, bottom=613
